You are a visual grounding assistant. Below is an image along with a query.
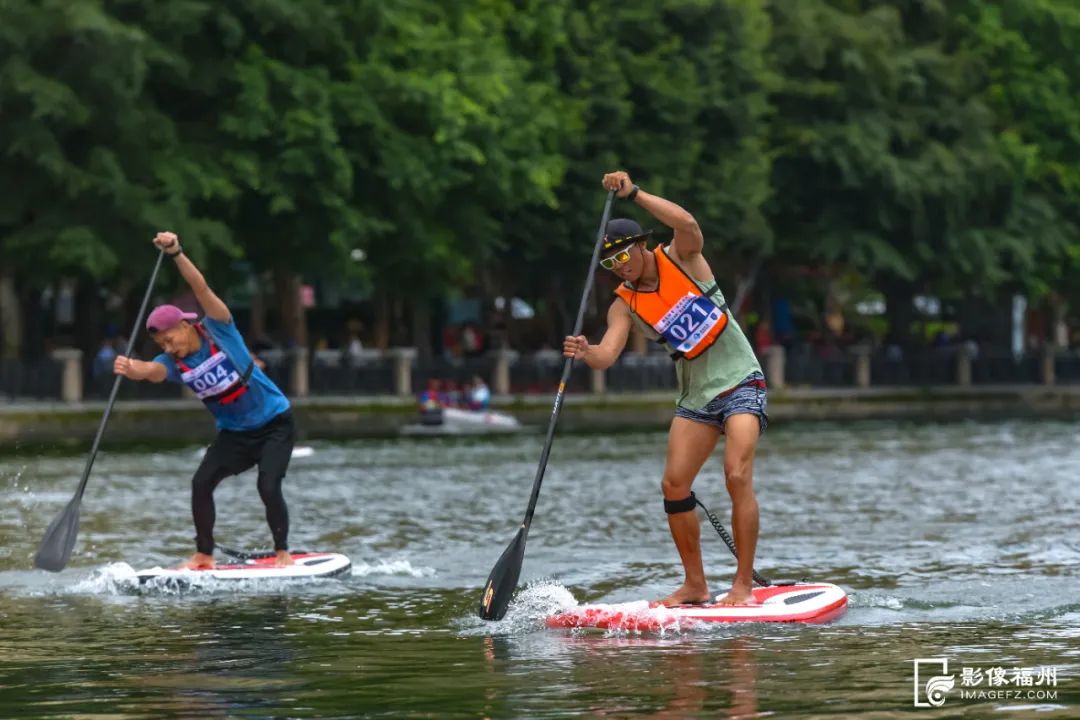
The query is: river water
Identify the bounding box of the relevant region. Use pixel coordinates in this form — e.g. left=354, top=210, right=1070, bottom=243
left=1, top=419, right=1077, bottom=718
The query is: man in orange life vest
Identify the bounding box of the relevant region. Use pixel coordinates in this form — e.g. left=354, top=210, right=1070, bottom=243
left=113, top=231, right=295, bottom=570
left=564, top=171, right=768, bottom=606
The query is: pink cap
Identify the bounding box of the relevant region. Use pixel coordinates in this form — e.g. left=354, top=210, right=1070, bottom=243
left=146, top=304, right=198, bottom=334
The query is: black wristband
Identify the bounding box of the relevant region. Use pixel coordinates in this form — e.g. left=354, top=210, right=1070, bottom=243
left=167, top=246, right=182, bottom=257
left=626, top=184, right=640, bottom=202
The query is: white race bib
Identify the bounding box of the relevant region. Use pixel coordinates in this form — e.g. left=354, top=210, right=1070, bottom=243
left=180, top=351, right=242, bottom=400
left=654, top=293, right=724, bottom=354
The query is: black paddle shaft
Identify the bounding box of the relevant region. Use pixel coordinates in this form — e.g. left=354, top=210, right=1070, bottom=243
left=521, top=190, right=616, bottom=531
left=73, top=249, right=167, bottom=501
left=478, top=190, right=615, bottom=620
left=34, top=248, right=167, bottom=571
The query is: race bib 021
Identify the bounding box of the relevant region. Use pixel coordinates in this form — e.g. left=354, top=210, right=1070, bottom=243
left=654, top=293, right=724, bottom=354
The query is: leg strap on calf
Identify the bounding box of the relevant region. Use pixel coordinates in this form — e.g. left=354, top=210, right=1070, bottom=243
left=664, top=492, right=698, bottom=515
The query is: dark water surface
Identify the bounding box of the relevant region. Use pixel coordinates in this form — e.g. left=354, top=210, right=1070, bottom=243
left=1, top=420, right=1077, bottom=717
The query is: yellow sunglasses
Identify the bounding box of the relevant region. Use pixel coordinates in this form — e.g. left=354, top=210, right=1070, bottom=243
left=599, top=248, right=633, bottom=270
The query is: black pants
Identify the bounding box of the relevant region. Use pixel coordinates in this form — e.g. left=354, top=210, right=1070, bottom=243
left=191, top=411, right=295, bottom=554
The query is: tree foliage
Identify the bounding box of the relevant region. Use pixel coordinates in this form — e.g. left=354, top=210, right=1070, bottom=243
left=1, top=0, right=1079, bottom=355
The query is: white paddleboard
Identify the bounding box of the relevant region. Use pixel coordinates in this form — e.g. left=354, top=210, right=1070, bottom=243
left=135, top=552, right=351, bottom=585
left=547, top=582, right=848, bottom=631
left=194, top=445, right=315, bottom=460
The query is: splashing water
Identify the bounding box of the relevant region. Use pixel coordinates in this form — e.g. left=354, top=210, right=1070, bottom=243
left=351, top=559, right=436, bottom=578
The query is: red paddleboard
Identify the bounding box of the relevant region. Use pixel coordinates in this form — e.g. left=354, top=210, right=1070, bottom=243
left=547, top=583, right=848, bottom=631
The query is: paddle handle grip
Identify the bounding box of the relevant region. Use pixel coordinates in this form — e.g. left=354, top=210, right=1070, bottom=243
left=567, top=191, right=616, bottom=340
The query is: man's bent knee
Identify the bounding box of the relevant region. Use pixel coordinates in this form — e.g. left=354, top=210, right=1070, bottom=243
left=661, top=474, right=694, bottom=499
left=725, top=468, right=753, bottom=497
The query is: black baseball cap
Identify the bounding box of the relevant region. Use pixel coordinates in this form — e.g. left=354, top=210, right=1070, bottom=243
left=602, top=218, right=653, bottom=254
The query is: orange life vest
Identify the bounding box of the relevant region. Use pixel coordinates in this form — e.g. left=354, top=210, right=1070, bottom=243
left=614, top=246, right=729, bottom=361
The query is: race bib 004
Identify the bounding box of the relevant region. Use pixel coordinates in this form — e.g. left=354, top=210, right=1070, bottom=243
left=180, top=352, right=242, bottom=400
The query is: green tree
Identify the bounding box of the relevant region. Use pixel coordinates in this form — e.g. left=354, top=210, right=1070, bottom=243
left=495, top=0, right=775, bottom=344
left=0, top=0, right=225, bottom=356
left=956, top=0, right=1080, bottom=334
left=124, top=0, right=369, bottom=346
left=334, top=0, right=575, bottom=350
left=766, top=0, right=1070, bottom=343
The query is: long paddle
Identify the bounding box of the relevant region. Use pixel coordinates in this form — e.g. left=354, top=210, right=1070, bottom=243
left=34, top=248, right=167, bottom=572
left=479, top=190, right=615, bottom=620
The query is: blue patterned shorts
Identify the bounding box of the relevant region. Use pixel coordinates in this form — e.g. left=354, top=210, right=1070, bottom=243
left=675, top=371, right=768, bottom=434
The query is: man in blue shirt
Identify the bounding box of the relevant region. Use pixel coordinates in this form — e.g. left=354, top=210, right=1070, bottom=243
left=114, top=231, right=295, bottom=570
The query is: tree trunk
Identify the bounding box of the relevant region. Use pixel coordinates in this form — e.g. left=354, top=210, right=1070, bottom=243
left=0, top=266, right=21, bottom=359
left=373, top=289, right=390, bottom=350
left=21, top=284, right=47, bottom=358
left=250, top=278, right=266, bottom=340
left=731, top=254, right=764, bottom=317
left=484, top=265, right=511, bottom=351
left=1049, top=292, right=1067, bottom=349
left=74, top=275, right=102, bottom=358
left=757, top=260, right=773, bottom=326
left=411, top=298, right=432, bottom=358
left=957, top=293, right=992, bottom=347
left=545, top=275, right=567, bottom=348
left=880, top=276, right=915, bottom=347
left=274, top=267, right=306, bottom=348
left=391, top=294, right=407, bottom=346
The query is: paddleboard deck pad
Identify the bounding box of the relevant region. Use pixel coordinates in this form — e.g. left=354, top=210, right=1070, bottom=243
left=135, top=552, right=351, bottom=585
left=547, top=583, right=847, bottom=631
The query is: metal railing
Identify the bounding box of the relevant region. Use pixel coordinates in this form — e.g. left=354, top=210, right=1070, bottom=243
left=2, top=345, right=1078, bottom=403
left=0, top=358, right=63, bottom=401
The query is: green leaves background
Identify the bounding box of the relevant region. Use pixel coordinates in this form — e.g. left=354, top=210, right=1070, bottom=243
left=2, top=0, right=1078, bottom=351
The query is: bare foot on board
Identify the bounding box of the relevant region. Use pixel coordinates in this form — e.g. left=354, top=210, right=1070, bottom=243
left=715, top=582, right=756, bottom=606
left=659, top=581, right=711, bottom=607
left=176, top=552, right=215, bottom=570
left=274, top=550, right=294, bottom=567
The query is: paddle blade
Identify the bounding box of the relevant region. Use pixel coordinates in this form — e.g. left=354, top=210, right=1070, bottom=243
left=478, top=526, right=527, bottom=621
left=34, top=496, right=82, bottom=572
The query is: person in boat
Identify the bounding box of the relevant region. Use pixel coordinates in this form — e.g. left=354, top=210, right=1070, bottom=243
left=444, top=380, right=464, bottom=409
left=113, top=231, right=295, bottom=570
left=418, top=378, right=449, bottom=424
left=563, top=171, right=768, bottom=606
left=469, top=375, right=491, bottom=411
left=418, top=379, right=443, bottom=410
